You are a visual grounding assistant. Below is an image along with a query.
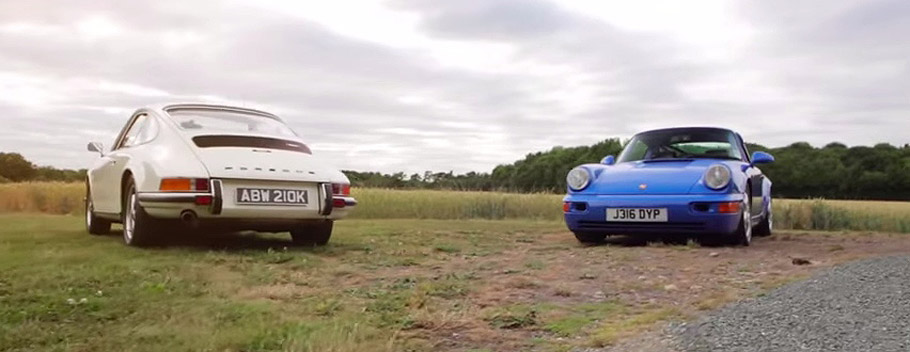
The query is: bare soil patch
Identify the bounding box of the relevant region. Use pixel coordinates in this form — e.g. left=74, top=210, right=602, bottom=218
left=407, top=231, right=910, bottom=350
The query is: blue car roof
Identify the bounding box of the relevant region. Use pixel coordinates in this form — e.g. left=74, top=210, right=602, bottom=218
left=632, top=127, right=736, bottom=136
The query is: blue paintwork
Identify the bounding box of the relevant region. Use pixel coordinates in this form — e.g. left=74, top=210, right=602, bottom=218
left=751, top=151, right=774, bottom=164
left=600, top=155, right=615, bottom=165
left=564, top=128, right=774, bottom=237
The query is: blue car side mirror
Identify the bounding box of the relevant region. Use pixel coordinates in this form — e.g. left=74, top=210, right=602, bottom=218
left=751, top=151, right=774, bottom=165
left=601, top=155, right=615, bottom=165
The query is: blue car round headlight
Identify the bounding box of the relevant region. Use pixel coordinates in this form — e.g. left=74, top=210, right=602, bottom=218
left=704, top=164, right=731, bottom=190
left=567, top=167, right=591, bottom=191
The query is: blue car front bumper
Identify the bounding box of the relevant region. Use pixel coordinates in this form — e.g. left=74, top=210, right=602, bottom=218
left=563, top=194, right=744, bottom=235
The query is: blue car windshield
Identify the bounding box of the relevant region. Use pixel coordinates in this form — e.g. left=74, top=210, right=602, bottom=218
left=617, top=129, right=745, bottom=163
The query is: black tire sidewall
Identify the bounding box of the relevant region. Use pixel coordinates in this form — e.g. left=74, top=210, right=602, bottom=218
left=734, top=187, right=752, bottom=246
left=574, top=232, right=606, bottom=244
left=123, top=180, right=155, bottom=246
left=291, top=221, right=334, bottom=246
left=755, top=201, right=773, bottom=237
left=85, top=182, right=110, bottom=235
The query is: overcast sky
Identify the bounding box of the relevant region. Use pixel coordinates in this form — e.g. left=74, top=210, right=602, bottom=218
left=1, top=0, right=908, bottom=173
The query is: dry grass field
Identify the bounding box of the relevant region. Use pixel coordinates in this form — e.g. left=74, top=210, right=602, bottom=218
left=1, top=182, right=908, bottom=232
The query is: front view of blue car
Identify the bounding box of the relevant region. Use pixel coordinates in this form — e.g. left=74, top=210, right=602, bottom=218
left=563, top=127, right=774, bottom=246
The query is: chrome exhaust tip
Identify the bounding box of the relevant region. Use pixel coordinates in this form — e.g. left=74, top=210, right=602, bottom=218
left=179, top=210, right=198, bottom=227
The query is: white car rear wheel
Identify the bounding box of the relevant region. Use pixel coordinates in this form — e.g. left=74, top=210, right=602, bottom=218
left=290, top=221, right=333, bottom=246
left=122, top=179, right=158, bottom=247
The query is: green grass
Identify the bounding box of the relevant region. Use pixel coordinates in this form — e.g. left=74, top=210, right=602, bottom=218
left=3, top=212, right=908, bottom=351
left=544, top=302, right=623, bottom=337
left=483, top=304, right=540, bottom=329
left=0, top=214, right=566, bottom=352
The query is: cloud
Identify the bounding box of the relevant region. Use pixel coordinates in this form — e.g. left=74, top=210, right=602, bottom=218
left=0, top=0, right=907, bottom=173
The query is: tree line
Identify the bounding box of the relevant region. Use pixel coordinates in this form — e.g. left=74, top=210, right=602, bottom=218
left=346, top=140, right=910, bottom=200
left=0, top=153, right=87, bottom=183
left=3, top=140, right=909, bottom=200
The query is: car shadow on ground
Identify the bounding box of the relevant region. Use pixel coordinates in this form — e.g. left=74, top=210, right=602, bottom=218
left=593, top=234, right=696, bottom=247
left=103, top=229, right=357, bottom=253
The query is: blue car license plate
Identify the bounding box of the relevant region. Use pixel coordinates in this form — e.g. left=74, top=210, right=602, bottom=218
left=606, top=208, right=667, bottom=222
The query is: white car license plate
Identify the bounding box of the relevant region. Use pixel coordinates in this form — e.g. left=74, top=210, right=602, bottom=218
left=236, top=188, right=309, bottom=205
left=606, top=208, right=667, bottom=222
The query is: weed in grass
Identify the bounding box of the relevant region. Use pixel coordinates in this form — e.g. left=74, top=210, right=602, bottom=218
left=485, top=305, right=538, bottom=329
left=507, top=277, right=543, bottom=290
left=589, top=307, right=683, bottom=347
left=544, top=302, right=622, bottom=337
left=418, top=280, right=470, bottom=299
left=364, top=290, right=410, bottom=327
left=314, top=298, right=343, bottom=317
left=389, top=277, right=418, bottom=290
left=434, top=243, right=461, bottom=253
left=828, top=244, right=846, bottom=252
left=695, top=290, right=739, bottom=311
left=525, top=260, right=546, bottom=270
left=554, top=287, right=573, bottom=297
left=263, top=247, right=295, bottom=264
left=249, top=320, right=398, bottom=352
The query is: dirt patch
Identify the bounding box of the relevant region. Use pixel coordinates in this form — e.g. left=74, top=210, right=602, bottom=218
left=399, top=231, right=910, bottom=350
left=211, top=227, right=910, bottom=351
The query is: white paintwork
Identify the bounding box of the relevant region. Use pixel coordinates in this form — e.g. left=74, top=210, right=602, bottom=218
left=86, top=103, right=352, bottom=222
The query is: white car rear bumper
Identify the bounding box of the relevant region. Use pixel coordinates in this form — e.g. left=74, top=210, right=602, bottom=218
left=137, top=179, right=355, bottom=221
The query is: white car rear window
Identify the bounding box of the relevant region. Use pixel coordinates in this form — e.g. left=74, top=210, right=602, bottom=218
left=167, top=109, right=297, bottom=138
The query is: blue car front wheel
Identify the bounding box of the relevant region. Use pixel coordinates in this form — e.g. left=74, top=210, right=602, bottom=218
left=754, top=199, right=773, bottom=237
left=731, top=196, right=752, bottom=246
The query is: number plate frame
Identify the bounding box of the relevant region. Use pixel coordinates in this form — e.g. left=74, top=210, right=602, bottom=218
left=606, top=208, right=668, bottom=222
left=235, top=188, right=309, bottom=206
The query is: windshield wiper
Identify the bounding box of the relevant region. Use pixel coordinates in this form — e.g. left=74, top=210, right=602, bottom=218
left=689, top=155, right=742, bottom=161
left=641, top=158, right=694, bottom=163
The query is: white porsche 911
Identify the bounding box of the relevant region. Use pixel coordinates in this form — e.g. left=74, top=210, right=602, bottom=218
left=85, top=103, right=356, bottom=246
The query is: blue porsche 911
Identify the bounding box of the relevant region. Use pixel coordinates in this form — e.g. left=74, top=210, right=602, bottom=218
left=563, top=127, right=775, bottom=246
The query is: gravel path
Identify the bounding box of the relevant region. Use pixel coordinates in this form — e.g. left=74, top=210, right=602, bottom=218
left=673, top=255, right=910, bottom=352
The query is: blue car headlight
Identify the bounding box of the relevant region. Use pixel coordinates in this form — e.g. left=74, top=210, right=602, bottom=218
left=704, top=164, right=731, bottom=190
left=567, top=167, right=591, bottom=191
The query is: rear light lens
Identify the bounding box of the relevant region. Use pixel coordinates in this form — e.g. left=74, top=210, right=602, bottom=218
left=195, top=179, right=210, bottom=192
left=563, top=202, right=571, bottom=212
left=195, top=195, right=213, bottom=205
left=332, top=183, right=351, bottom=196
left=160, top=178, right=210, bottom=192
left=333, top=198, right=346, bottom=208
left=718, top=202, right=741, bottom=213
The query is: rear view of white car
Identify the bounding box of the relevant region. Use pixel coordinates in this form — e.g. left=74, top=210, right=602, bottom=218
left=85, top=103, right=356, bottom=246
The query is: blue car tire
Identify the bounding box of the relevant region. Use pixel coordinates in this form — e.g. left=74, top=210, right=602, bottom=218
left=573, top=232, right=606, bottom=244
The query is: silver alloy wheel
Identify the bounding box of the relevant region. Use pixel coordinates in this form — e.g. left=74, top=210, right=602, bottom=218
left=124, top=193, right=137, bottom=243
left=742, top=196, right=752, bottom=245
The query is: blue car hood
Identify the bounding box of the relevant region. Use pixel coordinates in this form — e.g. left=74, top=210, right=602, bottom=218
left=588, top=159, right=731, bottom=195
